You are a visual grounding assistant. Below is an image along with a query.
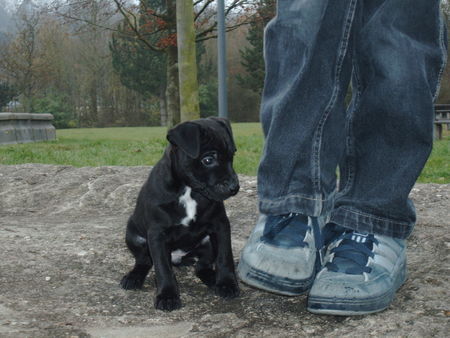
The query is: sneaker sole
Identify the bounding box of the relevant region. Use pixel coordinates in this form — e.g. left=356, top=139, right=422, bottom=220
left=307, top=263, right=407, bottom=315
left=237, top=258, right=315, bottom=296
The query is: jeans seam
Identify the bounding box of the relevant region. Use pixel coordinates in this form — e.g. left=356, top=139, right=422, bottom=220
left=432, top=12, right=448, bottom=102
left=338, top=53, right=361, bottom=198
left=311, top=0, right=358, bottom=195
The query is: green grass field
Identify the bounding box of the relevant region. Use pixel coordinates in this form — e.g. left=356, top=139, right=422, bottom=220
left=0, top=123, right=448, bottom=183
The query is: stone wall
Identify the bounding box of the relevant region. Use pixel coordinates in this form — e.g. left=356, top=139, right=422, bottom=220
left=0, top=113, right=56, bottom=144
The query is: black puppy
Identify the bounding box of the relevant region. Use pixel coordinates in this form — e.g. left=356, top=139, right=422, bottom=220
left=120, top=117, right=240, bottom=311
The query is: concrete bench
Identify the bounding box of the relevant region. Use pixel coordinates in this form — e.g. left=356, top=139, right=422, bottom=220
left=0, top=113, right=56, bottom=145
left=434, top=104, right=450, bottom=140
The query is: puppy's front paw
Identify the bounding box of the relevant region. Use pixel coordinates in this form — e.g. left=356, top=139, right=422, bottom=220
left=215, top=279, right=240, bottom=299
left=120, top=272, right=145, bottom=290
left=196, top=268, right=216, bottom=287
left=154, top=292, right=182, bottom=311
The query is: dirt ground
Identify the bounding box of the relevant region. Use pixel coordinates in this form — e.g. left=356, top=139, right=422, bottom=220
left=0, top=164, right=449, bottom=337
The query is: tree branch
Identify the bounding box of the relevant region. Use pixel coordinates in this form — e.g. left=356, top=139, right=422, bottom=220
left=194, top=0, right=214, bottom=22
left=111, top=0, right=163, bottom=53
left=196, top=21, right=249, bottom=42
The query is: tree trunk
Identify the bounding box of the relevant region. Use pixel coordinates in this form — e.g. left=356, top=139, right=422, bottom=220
left=165, top=45, right=180, bottom=127
left=159, top=82, right=168, bottom=126
left=176, top=0, right=200, bottom=122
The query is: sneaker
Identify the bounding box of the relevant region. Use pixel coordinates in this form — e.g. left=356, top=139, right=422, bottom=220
left=237, top=213, right=325, bottom=295
left=307, top=224, right=407, bottom=315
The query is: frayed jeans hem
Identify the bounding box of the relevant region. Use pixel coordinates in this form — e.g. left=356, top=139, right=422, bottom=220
left=330, top=206, right=413, bottom=239
left=259, top=192, right=336, bottom=217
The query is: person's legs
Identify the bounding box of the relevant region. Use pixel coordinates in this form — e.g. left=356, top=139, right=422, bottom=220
left=332, top=0, right=448, bottom=238
left=308, top=0, right=448, bottom=314
left=238, top=0, right=358, bottom=295
left=258, top=0, right=357, bottom=216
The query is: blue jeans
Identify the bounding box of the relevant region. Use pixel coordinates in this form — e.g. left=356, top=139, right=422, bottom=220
left=258, top=0, right=448, bottom=239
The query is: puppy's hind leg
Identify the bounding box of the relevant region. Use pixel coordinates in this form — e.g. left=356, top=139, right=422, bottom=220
left=194, top=236, right=216, bottom=288
left=120, top=219, right=153, bottom=290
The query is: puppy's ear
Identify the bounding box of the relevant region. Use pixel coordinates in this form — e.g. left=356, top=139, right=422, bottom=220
left=210, top=117, right=236, bottom=153
left=167, top=122, right=201, bottom=158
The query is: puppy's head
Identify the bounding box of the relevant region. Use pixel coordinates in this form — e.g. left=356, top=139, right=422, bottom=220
left=167, top=117, right=239, bottom=201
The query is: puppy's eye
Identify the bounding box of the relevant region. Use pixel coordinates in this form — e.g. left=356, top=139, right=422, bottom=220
left=201, top=155, right=217, bottom=167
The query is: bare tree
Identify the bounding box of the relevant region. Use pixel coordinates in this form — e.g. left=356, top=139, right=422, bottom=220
left=49, top=0, right=259, bottom=125
left=0, top=6, right=42, bottom=112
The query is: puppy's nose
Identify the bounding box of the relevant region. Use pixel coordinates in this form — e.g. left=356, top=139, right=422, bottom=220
left=229, top=182, right=240, bottom=196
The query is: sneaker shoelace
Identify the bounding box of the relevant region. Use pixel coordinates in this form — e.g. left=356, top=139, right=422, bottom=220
left=326, top=231, right=379, bottom=275
left=262, top=213, right=311, bottom=248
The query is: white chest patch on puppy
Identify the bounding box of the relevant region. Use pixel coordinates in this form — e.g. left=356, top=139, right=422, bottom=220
left=179, top=186, right=197, bottom=226
left=171, top=249, right=188, bottom=265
